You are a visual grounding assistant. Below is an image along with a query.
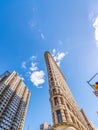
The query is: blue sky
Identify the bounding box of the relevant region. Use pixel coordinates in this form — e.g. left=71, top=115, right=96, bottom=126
left=0, top=0, right=98, bottom=130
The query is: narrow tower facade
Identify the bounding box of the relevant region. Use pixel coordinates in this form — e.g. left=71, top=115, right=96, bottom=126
left=44, top=51, right=95, bottom=130
left=0, top=71, right=30, bottom=130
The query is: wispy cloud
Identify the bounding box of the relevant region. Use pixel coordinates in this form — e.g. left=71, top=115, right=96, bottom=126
left=88, top=8, right=98, bottom=48
left=29, top=7, right=38, bottom=28
left=89, top=12, right=97, bottom=22
left=52, top=49, right=56, bottom=55
left=19, top=74, right=25, bottom=81
left=30, top=62, right=38, bottom=71
left=30, top=21, right=37, bottom=28
left=30, top=22, right=45, bottom=40
left=93, top=16, right=98, bottom=47
left=40, top=32, right=45, bottom=39
left=21, top=55, right=37, bottom=69
left=88, top=3, right=98, bottom=22
left=30, top=71, right=45, bottom=86
left=58, top=40, right=63, bottom=45
left=52, top=49, right=68, bottom=66
left=29, top=8, right=45, bottom=40
left=30, top=55, right=37, bottom=60
left=22, top=61, right=26, bottom=69
left=38, top=30, right=45, bottom=40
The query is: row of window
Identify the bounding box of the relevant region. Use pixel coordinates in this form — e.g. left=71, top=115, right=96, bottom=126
left=0, top=104, right=25, bottom=130
left=66, top=102, right=86, bottom=127
left=53, top=96, right=64, bottom=106
left=0, top=90, right=13, bottom=114
left=53, top=110, right=62, bottom=124
left=0, top=85, right=6, bottom=94
left=71, top=115, right=86, bottom=130
left=53, top=109, right=85, bottom=130
left=4, top=72, right=16, bottom=86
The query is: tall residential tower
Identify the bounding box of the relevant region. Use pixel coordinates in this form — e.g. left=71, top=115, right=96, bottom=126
left=0, top=71, right=30, bottom=130
left=44, top=51, right=95, bottom=130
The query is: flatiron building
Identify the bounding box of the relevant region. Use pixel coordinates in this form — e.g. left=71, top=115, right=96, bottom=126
left=0, top=71, right=30, bottom=130
left=44, top=51, right=95, bottom=130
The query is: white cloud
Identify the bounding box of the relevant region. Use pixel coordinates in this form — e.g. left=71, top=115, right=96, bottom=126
left=30, top=62, right=38, bottom=71
left=26, top=71, right=32, bottom=76
left=19, top=74, right=25, bottom=81
left=89, top=12, right=96, bottom=22
left=22, top=61, right=26, bottom=69
left=52, top=49, right=68, bottom=66
left=38, top=29, right=45, bottom=40
left=31, top=55, right=36, bottom=59
left=52, top=49, right=56, bottom=55
left=93, top=16, right=98, bottom=47
left=57, top=61, right=60, bottom=66
left=21, top=55, right=45, bottom=87
left=30, top=71, right=45, bottom=86
left=29, top=8, right=38, bottom=28
left=40, top=32, right=45, bottom=39
left=88, top=10, right=98, bottom=47
left=57, top=52, right=66, bottom=61
left=30, top=21, right=45, bottom=40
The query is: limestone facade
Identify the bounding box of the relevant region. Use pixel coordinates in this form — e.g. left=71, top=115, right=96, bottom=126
left=44, top=51, right=96, bottom=130
left=40, top=122, right=52, bottom=130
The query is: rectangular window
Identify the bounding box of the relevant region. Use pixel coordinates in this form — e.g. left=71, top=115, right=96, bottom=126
left=60, top=97, right=64, bottom=105
left=51, top=82, right=54, bottom=86
left=54, top=97, right=58, bottom=105
left=53, top=89, right=56, bottom=94
left=56, top=110, right=62, bottom=123
left=51, top=78, right=53, bottom=81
